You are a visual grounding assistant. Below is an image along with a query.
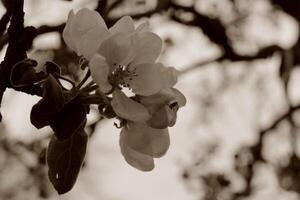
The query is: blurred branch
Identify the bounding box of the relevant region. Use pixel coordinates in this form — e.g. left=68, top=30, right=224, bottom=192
left=95, top=0, right=108, bottom=15
left=0, top=0, right=43, bottom=121
left=170, top=2, right=285, bottom=63
left=107, top=0, right=123, bottom=13
left=232, top=103, right=300, bottom=199
left=181, top=45, right=283, bottom=74
left=0, top=23, right=65, bottom=50
left=272, top=0, right=300, bottom=24
left=260, top=103, right=300, bottom=137
left=0, top=0, right=169, bottom=49
left=0, top=9, right=11, bottom=37
left=169, top=2, right=236, bottom=58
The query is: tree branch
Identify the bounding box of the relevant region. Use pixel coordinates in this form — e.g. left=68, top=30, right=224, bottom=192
left=0, top=9, right=11, bottom=37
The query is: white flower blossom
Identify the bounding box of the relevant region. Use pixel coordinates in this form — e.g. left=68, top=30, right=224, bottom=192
left=119, top=88, right=186, bottom=171
left=89, top=20, right=178, bottom=122
left=62, top=8, right=186, bottom=171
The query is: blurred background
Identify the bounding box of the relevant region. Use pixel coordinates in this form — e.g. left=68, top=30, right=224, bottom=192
left=0, top=0, right=300, bottom=199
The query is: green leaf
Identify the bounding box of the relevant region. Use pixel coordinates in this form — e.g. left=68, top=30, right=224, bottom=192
left=47, top=129, right=88, bottom=195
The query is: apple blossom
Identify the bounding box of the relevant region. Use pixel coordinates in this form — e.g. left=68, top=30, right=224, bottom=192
left=62, top=8, right=186, bottom=171
left=63, top=8, right=149, bottom=60
left=62, top=8, right=109, bottom=60
left=89, top=31, right=178, bottom=122
left=120, top=88, right=186, bottom=171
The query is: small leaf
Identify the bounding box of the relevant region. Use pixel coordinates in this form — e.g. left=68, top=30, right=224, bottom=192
left=45, top=61, right=61, bottom=75
left=47, top=129, right=88, bottom=194
left=30, top=75, right=64, bottom=129
left=10, top=58, right=46, bottom=87
left=51, top=98, right=87, bottom=140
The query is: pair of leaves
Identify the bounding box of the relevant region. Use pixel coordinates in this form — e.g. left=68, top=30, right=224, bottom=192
left=47, top=129, right=88, bottom=194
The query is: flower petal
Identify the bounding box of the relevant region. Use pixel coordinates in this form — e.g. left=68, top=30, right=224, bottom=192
left=121, top=122, right=170, bottom=158
left=159, top=66, right=179, bottom=88
left=98, top=33, right=135, bottom=67
left=131, top=32, right=162, bottom=66
left=140, top=88, right=185, bottom=110
left=120, top=132, right=154, bottom=171
left=147, top=105, right=177, bottom=129
left=140, top=88, right=175, bottom=109
left=89, top=54, right=112, bottom=93
left=139, top=88, right=185, bottom=128
left=79, top=26, right=109, bottom=60
left=127, top=63, right=165, bottom=96
left=136, top=21, right=150, bottom=32
left=111, top=89, right=150, bottom=121
left=62, top=11, right=76, bottom=52
left=172, top=88, right=187, bottom=107
left=109, top=16, right=135, bottom=34
left=63, top=8, right=109, bottom=59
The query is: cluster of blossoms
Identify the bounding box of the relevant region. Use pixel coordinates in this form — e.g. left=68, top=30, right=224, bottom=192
left=63, top=8, right=186, bottom=171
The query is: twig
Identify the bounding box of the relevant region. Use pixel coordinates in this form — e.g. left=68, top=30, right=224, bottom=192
left=0, top=10, right=11, bottom=37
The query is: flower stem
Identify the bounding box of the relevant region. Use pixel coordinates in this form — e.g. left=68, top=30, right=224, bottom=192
left=54, top=73, right=75, bottom=88
left=77, top=69, right=91, bottom=89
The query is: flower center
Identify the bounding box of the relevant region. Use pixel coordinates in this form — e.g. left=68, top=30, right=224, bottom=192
left=108, top=64, right=137, bottom=88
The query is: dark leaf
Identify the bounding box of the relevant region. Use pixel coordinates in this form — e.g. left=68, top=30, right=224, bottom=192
left=10, top=58, right=46, bottom=87
left=30, top=75, right=64, bottom=129
left=47, top=129, right=88, bottom=194
left=45, top=61, right=61, bottom=75
left=51, top=98, right=87, bottom=140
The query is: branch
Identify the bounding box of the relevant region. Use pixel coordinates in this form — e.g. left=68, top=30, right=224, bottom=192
left=0, top=0, right=43, bottom=120
left=260, top=103, right=300, bottom=137
left=0, top=2, right=170, bottom=49
left=169, top=3, right=284, bottom=63
left=232, top=103, right=300, bottom=199
left=0, top=9, right=11, bottom=37
left=180, top=45, right=283, bottom=74
left=169, top=2, right=236, bottom=58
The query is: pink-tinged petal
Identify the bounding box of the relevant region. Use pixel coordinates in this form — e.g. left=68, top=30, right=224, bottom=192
left=111, top=89, right=150, bottom=122
left=131, top=32, right=162, bottom=66
left=62, top=11, right=76, bottom=52
left=136, top=21, right=149, bottom=32
left=121, top=122, right=170, bottom=158
left=147, top=105, right=177, bottom=129
left=109, top=16, right=135, bottom=34
left=89, top=54, right=112, bottom=93
left=98, top=33, right=135, bottom=68
left=120, top=131, right=154, bottom=171
left=127, top=63, right=165, bottom=96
